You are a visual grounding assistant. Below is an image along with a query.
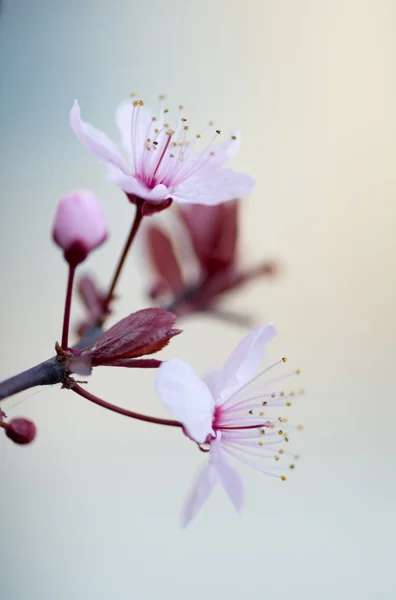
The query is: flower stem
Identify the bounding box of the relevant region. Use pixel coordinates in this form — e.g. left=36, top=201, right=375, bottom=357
left=71, top=382, right=182, bottom=428
left=104, top=203, right=144, bottom=308
left=61, top=265, right=76, bottom=349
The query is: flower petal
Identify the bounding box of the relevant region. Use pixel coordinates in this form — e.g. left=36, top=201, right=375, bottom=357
left=156, top=359, right=215, bottom=444
left=212, top=323, right=278, bottom=402
left=181, top=462, right=217, bottom=527
left=70, top=101, right=130, bottom=174
left=107, top=166, right=169, bottom=201
left=115, top=99, right=154, bottom=164
left=211, top=435, right=244, bottom=513
left=172, top=168, right=255, bottom=206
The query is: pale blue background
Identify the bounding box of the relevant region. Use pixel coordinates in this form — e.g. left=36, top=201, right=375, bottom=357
left=1, top=1, right=395, bottom=599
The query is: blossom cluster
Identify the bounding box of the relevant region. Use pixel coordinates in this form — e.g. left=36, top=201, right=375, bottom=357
left=0, top=94, right=302, bottom=526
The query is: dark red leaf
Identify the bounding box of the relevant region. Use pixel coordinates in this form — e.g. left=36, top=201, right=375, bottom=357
left=146, top=226, right=184, bottom=294
left=90, top=308, right=181, bottom=363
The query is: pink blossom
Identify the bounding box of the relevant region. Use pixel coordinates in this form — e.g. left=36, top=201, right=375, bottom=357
left=52, top=189, right=108, bottom=266
left=156, top=324, right=302, bottom=526
left=70, top=97, right=255, bottom=208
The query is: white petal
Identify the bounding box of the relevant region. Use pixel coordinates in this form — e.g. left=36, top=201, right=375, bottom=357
left=115, top=100, right=154, bottom=164
left=172, top=168, right=255, bottom=206
left=181, top=462, right=217, bottom=527
left=155, top=359, right=215, bottom=444
left=211, top=435, right=244, bottom=513
left=70, top=101, right=130, bottom=174
left=216, top=323, right=277, bottom=402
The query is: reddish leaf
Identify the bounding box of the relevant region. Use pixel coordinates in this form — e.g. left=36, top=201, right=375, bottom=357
left=146, top=225, right=184, bottom=294
left=178, top=201, right=238, bottom=273
left=96, top=358, right=161, bottom=368
left=89, top=308, right=181, bottom=363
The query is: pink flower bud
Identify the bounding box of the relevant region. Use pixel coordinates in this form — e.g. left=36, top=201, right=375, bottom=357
left=5, top=418, right=36, bottom=445
left=52, top=189, right=108, bottom=266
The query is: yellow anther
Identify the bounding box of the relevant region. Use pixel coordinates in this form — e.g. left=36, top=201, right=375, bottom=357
left=290, top=391, right=295, bottom=397
left=133, top=99, right=144, bottom=107
left=231, top=135, right=237, bottom=140
left=164, top=108, right=169, bottom=113
left=286, top=402, right=292, bottom=407
left=184, top=125, right=189, bottom=131
left=164, top=122, right=169, bottom=128
left=278, top=430, right=283, bottom=436
left=274, top=455, right=279, bottom=461
left=130, top=92, right=137, bottom=97
left=284, top=436, right=290, bottom=443
left=296, top=369, right=301, bottom=375
left=297, top=424, right=304, bottom=431
left=294, top=454, right=301, bottom=460
left=209, top=120, right=214, bottom=126
left=159, top=94, right=166, bottom=100
left=281, top=475, right=287, bottom=481
left=258, top=441, right=263, bottom=447
left=263, top=401, right=268, bottom=406
left=178, top=104, right=184, bottom=110
left=259, top=411, right=264, bottom=416
left=282, top=357, right=287, bottom=363
left=196, top=133, right=201, bottom=138
left=181, top=117, right=187, bottom=122
left=166, top=129, right=174, bottom=136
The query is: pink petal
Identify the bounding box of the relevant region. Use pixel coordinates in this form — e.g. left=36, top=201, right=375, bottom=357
left=181, top=462, right=217, bottom=527
left=70, top=101, right=130, bottom=174
left=211, top=435, right=244, bottom=512
left=206, top=131, right=241, bottom=169
left=172, top=168, right=255, bottom=206
left=107, top=166, right=169, bottom=201
left=214, top=324, right=277, bottom=402
left=155, top=359, right=215, bottom=444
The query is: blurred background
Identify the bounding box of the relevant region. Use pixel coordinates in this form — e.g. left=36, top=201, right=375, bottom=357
left=1, top=1, right=395, bottom=598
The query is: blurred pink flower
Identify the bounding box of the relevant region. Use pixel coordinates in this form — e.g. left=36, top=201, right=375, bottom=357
left=156, top=324, right=302, bottom=526
left=70, top=98, right=254, bottom=212
left=52, top=189, right=108, bottom=266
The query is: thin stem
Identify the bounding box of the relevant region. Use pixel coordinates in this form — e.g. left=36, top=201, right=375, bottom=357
left=61, top=266, right=76, bottom=349
left=71, top=382, right=183, bottom=428
left=104, top=203, right=143, bottom=307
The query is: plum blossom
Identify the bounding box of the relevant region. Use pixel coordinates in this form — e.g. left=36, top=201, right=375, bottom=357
left=156, top=324, right=302, bottom=526
left=70, top=97, right=255, bottom=209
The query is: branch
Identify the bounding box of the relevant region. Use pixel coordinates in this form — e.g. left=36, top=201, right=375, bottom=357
left=0, top=326, right=103, bottom=403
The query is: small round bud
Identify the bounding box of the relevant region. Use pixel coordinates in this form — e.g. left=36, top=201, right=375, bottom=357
left=5, top=418, right=36, bottom=445
left=52, top=189, right=108, bottom=266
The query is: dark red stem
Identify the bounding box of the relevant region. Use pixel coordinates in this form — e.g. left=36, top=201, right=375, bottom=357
left=104, top=203, right=143, bottom=307
left=61, top=265, right=76, bottom=349
left=71, top=382, right=183, bottom=428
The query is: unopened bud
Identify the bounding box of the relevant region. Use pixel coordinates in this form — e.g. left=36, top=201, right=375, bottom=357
left=52, top=189, right=108, bottom=266
left=5, top=418, right=36, bottom=445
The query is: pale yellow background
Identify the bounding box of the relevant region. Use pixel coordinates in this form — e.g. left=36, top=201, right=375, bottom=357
left=1, top=1, right=395, bottom=599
